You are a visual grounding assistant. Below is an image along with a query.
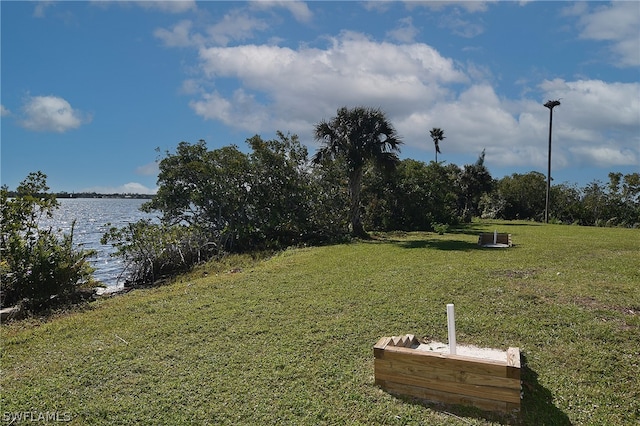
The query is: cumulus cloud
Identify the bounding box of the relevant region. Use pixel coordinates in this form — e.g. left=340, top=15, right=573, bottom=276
left=570, top=146, right=637, bottom=168
left=540, top=79, right=640, bottom=130
left=180, top=29, right=639, bottom=172
left=191, top=32, right=467, bottom=134
left=20, top=95, right=91, bottom=133
left=190, top=89, right=270, bottom=131
left=152, top=4, right=638, bottom=174
left=574, top=2, right=640, bottom=67
left=81, top=182, right=157, bottom=195
left=422, top=78, right=640, bottom=170
left=120, top=182, right=157, bottom=194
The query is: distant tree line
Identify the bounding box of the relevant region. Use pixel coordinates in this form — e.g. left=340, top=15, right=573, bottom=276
left=3, top=191, right=153, bottom=199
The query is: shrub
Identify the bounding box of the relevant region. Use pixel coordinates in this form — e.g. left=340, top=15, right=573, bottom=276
left=101, top=220, right=216, bottom=286
left=431, top=222, right=449, bottom=235
left=0, top=172, right=98, bottom=311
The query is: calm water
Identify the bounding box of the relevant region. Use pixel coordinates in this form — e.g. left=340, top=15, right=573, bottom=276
left=39, top=198, right=156, bottom=291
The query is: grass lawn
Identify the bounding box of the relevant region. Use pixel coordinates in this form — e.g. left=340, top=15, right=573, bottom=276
left=1, top=220, right=639, bottom=425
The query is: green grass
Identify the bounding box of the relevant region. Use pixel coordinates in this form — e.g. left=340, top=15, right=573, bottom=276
left=2, top=221, right=639, bottom=425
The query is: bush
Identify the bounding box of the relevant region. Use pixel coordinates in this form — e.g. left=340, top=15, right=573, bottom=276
left=1, top=172, right=98, bottom=311
left=431, top=222, right=449, bottom=235
left=101, top=220, right=217, bottom=286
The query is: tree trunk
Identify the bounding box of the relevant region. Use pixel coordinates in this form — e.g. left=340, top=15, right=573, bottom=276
left=348, top=167, right=367, bottom=238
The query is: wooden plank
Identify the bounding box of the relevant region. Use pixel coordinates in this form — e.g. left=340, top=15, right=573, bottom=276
left=374, top=337, right=391, bottom=359
left=375, top=358, right=521, bottom=390
left=374, top=337, right=391, bottom=350
left=400, top=334, right=417, bottom=347
left=506, top=347, right=521, bottom=380
left=379, top=345, right=509, bottom=376
left=375, top=364, right=521, bottom=404
left=381, top=380, right=515, bottom=413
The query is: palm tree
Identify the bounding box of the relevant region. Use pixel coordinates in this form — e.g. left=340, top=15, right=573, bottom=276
left=312, top=106, right=402, bottom=237
left=430, top=128, right=445, bottom=162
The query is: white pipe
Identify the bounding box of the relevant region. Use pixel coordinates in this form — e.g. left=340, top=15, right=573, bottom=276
left=447, top=303, right=456, bottom=355
left=494, top=230, right=497, bottom=245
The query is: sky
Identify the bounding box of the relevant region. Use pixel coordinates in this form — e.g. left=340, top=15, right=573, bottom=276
left=1, top=0, right=639, bottom=195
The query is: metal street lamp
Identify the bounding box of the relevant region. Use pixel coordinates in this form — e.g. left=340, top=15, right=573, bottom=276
left=544, top=99, right=561, bottom=224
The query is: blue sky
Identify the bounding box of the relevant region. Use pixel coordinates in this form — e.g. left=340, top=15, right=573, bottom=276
left=2, top=1, right=639, bottom=194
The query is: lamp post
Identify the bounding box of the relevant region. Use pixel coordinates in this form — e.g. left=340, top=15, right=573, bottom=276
left=543, top=99, right=561, bottom=224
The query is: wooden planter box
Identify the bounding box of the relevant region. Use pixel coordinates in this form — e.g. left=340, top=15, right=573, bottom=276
left=374, top=335, right=521, bottom=413
left=478, top=232, right=512, bottom=248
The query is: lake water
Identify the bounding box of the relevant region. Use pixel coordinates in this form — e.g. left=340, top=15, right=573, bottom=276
left=39, top=198, right=156, bottom=292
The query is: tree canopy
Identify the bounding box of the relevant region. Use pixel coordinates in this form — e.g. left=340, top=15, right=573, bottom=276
left=429, top=128, right=445, bottom=162
left=312, top=106, right=402, bottom=237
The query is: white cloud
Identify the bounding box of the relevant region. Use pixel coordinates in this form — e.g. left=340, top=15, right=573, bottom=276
left=120, top=182, right=157, bottom=194
left=81, top=182, right=157, bottom=195
left=184, top=30, right=639, bottom=171
left=33, top=1, right=55, bottom=18
left=406, top=1, right=495, bottom=14
left=539, top=78, right=640, bottom=130
left=189, top=89, right=270, bottom=131
left=191, top=32, right=467, bottom=135
left=205, top=9, right=269, bottom=46
left=439, top=14, right=485, bottom=38
left=154, top=10, right=269, bottom=48
left=148, top=3, right=640, bottom=176
left=135, top=162, right=159, bottom=176
left=570, top=145, right=637, bottom=168
left=250, top=0, right=313, bottom=23
left=20, top=95, right=91, bottom=133
left=575, top=2, right=640, bottom=67
left=179, top=78, right=202, bottom=95
left=135, top=1, right=196, bottom=14
left=387, top=17, right=419, bottom=43
left=402, top=1, right=490, bottom=37
left=1, top=105, right=11, bottom=116
left=362, top=1, right=394, bottom=13
left=154, top=19, right=198, bottom=47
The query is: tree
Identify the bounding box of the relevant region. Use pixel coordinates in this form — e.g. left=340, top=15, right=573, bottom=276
left=549, top=183, right=584, bottom=224
left=494, top=172, right=546, bottom=220
left=457, top=149, right=494, bottom=221
left=312, top=106, right=402, bottom=237
left=143, top=140, right=253, bottom=251
left=582, top=180, right=607, bottom=226
left=429, top=128, right=445, bottom=162
left=245, top=132, right=318, bottom=248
